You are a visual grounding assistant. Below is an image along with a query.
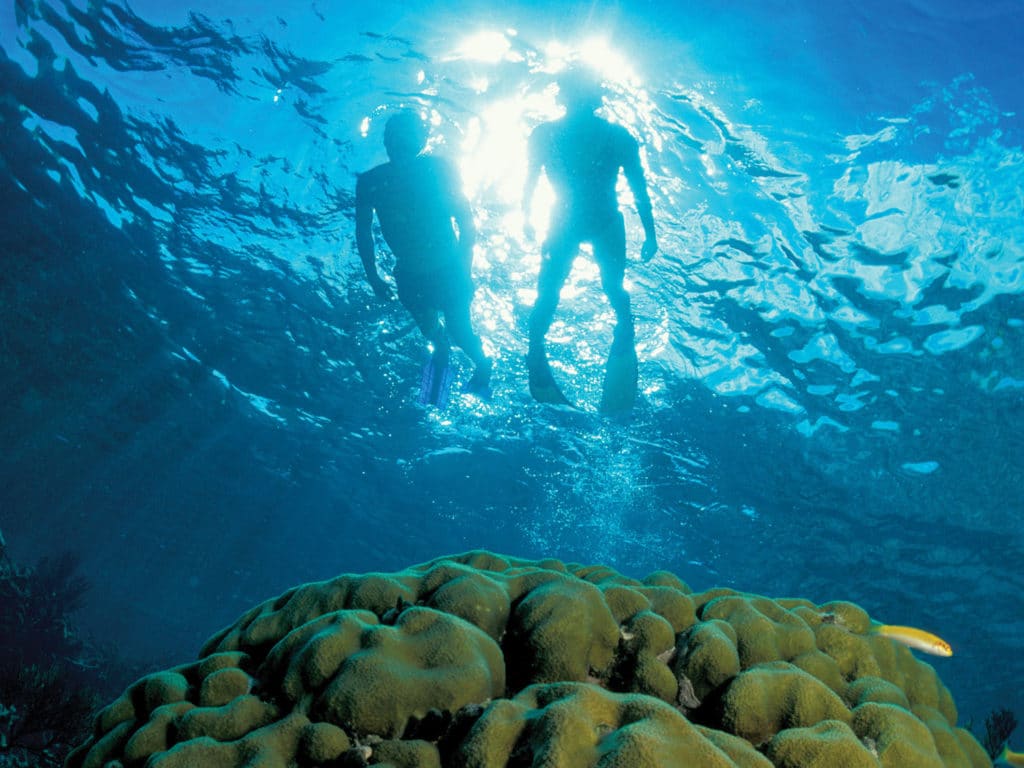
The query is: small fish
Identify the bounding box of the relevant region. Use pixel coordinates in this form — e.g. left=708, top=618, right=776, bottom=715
left=871, top=624, right=952, bottom=657
left=999, top=745, right=1024, bottom=767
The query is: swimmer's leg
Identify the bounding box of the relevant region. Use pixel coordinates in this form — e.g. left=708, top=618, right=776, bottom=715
left=595, top=220, right=637, bottom=413
left=444, top=289, right=492, bottom=397
left=527, top=238, right=577, bottom=405
left=398, top=282, right=453, bottom=406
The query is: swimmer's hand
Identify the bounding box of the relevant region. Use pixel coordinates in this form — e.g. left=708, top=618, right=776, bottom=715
left=641, top=236, right=658, bottom=262
left=368, top=275, right=395, bottom=301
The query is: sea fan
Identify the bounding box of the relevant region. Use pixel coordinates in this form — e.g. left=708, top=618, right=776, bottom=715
left=982, top=706, right=1019, bottom=759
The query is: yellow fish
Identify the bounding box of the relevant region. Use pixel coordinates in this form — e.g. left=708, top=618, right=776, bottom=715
left=999, top=745, right=1024, bottom=767
left=870, top=624, right=952, bottom=657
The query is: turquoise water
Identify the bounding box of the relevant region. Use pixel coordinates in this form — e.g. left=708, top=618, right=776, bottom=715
left=1, top=0, right=1021, bottom=731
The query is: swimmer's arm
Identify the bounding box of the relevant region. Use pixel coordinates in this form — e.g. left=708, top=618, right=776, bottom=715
left=522, top=155, right=542, bottom=214
left=622, top=144, right=658, bottom=261
left=451, top=191, right=476, bottom=266
left=622, top=149, right=656, bottom=238
left=438, top=159, right=476, bottom=263
left=521, top=130, right=543, bottom=238
left=354, top=174, right=391, bottom=299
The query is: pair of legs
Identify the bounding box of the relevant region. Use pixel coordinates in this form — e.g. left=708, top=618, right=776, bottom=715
left=396, top=270, right=491, bottom=391
left=527, top=213, right=634, bottom=371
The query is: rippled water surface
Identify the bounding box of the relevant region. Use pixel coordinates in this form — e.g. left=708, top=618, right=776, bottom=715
left=1, top=0, right=1021, bottom=723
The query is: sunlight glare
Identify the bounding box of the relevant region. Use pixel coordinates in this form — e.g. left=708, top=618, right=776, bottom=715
left=577, top=37, right=639, bottom=87
left=457, top=88, right=559, bottom=241
left=542, top=40, right=574, bottom=72
left=456, top=30, right=513, bottom=63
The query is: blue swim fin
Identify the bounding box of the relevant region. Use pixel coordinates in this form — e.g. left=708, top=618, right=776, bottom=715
left=418, top=347, right=453, bottom=408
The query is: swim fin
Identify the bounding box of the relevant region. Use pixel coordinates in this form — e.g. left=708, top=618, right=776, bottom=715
left=527, top=352, right=574, bottom=407
left=462, top=359, right=493, bottom=399
left=418, top=346, right=454, bottom=407
left=600, top=338, right=638, bottom=414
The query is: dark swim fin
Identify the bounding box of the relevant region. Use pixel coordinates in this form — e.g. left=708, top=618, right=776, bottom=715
left=418, top=347, right=453, bottom=407
left=527, top=353, right=574, bottom=407
left=462, top=359, right=494, bottom=399
left=600, top=339, right=638, bottom=414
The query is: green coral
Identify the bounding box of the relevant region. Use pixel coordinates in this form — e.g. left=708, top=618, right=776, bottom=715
left=66, top=550, right=987, bottom=768
left=764, top=719, right=877, bottom=767
left=503, top=574, right=619, bottom=688
left=453, top=682, right=772, bottom=768
left=702, top=597, right=817, bottom=667
left=707, top=662, right=851, bottom=744
left=675, top=619, right=741, bottom=701
left=851, top=701, right=942, bottom=767
left=309, top=607, right=504, bottom=737
left=611, top=610, right=679, bottom=702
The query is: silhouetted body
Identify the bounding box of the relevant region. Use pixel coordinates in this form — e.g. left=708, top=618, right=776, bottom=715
left=522, top=74, right=657, bottom=410
left=356, top=111, right=490, bottom=396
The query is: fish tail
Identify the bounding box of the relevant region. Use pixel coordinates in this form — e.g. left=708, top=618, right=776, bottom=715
left=999, top=744, right=1024, bottom=767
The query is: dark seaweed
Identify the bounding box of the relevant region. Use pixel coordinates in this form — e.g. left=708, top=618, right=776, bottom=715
left=0, top=532, right=146, bottom=767
left=980, top=706, right=1018, bottom=759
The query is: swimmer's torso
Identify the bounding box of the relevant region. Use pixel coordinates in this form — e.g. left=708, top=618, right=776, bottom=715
left=356, top=155, right=464, bottom=274
left=530, top=114, right=638, bottom=226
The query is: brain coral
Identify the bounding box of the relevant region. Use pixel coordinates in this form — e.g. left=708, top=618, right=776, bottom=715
left=67, top=551, right=990, bottom=768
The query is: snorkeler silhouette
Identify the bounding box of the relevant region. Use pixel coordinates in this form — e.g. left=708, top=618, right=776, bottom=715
left=522, top=67, right=657, bottom=412
left=356, top=110, right=492, bottom=401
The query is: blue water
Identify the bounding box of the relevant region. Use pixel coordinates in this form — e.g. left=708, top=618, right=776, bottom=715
left=1, top=0, right=1021, bottom=732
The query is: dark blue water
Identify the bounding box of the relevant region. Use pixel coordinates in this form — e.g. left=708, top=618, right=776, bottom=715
left=1, top=0, right=1021, bottom=732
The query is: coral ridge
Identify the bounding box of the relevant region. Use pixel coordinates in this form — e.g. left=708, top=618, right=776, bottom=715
left=65, top=550, right=989, bottom=768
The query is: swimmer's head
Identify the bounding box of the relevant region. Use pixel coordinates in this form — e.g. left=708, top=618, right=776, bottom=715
left=556, top=66, right=604, bottom=114
left=383, top=110, right=428, bottom=160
